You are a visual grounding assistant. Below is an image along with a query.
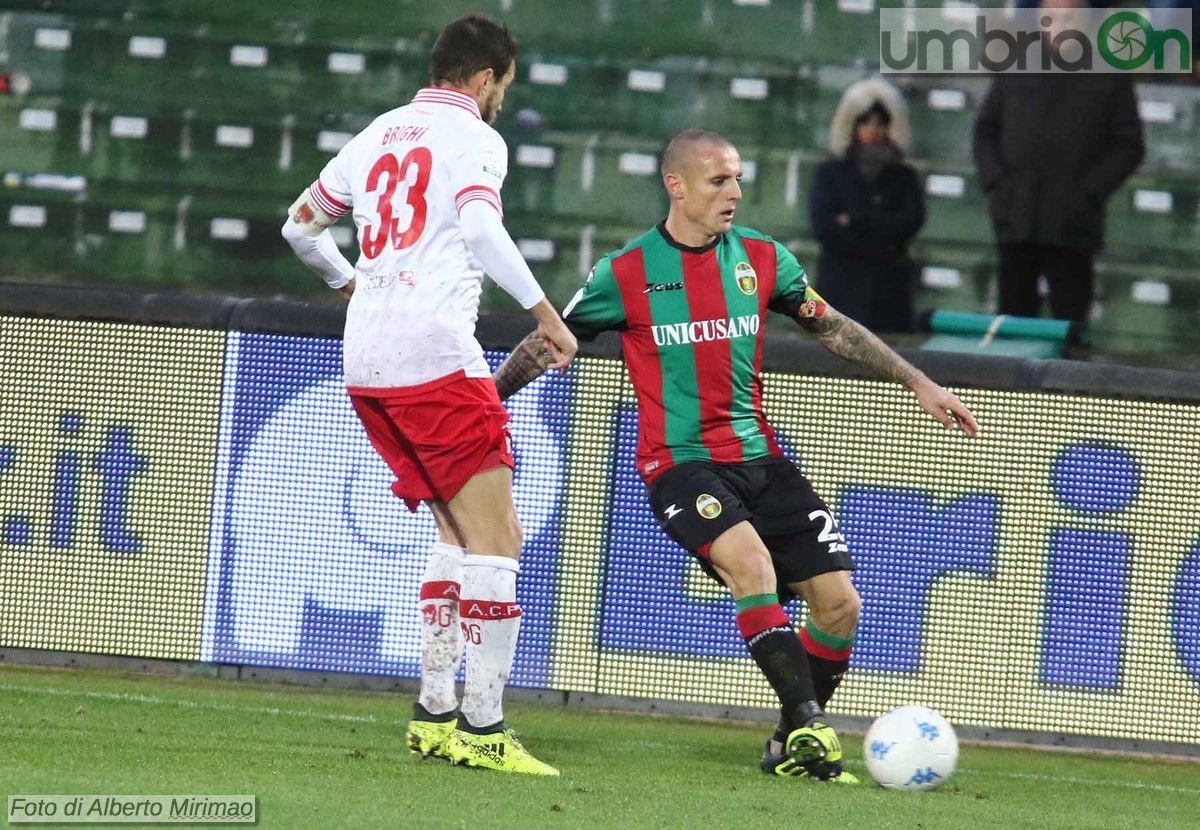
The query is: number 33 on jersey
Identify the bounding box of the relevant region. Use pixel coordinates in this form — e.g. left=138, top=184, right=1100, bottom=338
left=308, top=86, right=510, bottom=389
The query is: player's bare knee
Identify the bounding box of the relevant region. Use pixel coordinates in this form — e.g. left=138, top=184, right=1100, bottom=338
left=723, top=546, right=776, bottom=598
left=841, top=588, right=863, bottom=627
left=811, top=587, right=861, bottom=636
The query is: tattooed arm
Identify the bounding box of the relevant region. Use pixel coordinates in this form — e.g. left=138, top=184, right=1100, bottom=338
left=798, top=305, right=922, bottom=384
left=798, top=305, right=981, bottom=437
left=493, top=329, right=555, bottom=401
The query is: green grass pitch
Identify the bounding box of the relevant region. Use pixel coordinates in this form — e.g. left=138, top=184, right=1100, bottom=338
left=1, top=666, right=1197, bottom=829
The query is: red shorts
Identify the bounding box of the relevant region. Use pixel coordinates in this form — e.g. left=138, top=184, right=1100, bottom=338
left=348, top=372, right=513, bottom=512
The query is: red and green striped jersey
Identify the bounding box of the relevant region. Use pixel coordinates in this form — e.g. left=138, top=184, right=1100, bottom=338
left=563, top=222, right=811, bottom=483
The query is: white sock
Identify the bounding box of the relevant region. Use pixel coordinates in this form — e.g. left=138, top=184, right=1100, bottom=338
left=417, top=541, right=466, bottom=716
left=459, top=554, right=521, bottom=730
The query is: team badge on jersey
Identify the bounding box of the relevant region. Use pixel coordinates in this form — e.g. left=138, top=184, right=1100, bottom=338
left=695, top=493, right=723, bottom=519
left=735, top=262, right=758, bottom=296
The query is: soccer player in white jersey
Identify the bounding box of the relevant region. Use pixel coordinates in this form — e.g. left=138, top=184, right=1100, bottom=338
left=281, top=14, right=575, bottom=776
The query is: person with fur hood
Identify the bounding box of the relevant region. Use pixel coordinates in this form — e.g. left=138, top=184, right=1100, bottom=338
left=808, top=78, right=925, bottom=333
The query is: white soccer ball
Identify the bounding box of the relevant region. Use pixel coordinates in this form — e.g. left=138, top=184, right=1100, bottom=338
left=863, top=705, right=959, bottom=790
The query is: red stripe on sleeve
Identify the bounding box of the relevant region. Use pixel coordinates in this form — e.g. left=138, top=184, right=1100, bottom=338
left=454, top=185, right=501, bottom=205
left=742, top=238, right=782, bottom=456
left=455, top=185, right=503, bottom=216
left=681, top=249, right=741, bottom=463
left=610, top=248, right=671, bottom=479
left=312, top=179, right=351, bottom=216
left=455, top=193, right=503, bottom=217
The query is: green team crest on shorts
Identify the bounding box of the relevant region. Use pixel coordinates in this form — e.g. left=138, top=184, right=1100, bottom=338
left=696, top=493, right=723, bottom=519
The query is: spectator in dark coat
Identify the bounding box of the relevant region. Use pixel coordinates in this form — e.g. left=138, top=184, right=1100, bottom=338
left=809, top=78, right=925, bottom=333
left=972, top=72, right=1144, bottom=322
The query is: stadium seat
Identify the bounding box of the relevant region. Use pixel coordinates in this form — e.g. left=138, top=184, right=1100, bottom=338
left=908, top=241, right=995, bottom=317
left=546, top=133, right=667, bottom=226
left=78, top=206, right=176, bottom=286
left=0, top=100, right=72, bottom=174
left=9, top=13, right=429, bottom=125
left=919, top=166, right=992, bottom=246
left=0, top=195, right=77, bottom=276
left=0, top=97, right=346, bottom=197
left=505, top=55, right=617, bottom=135
left=566, top=0, right=714, bottom=58
left=480, top=215, right=637, bottom=308
left=507, top=52, right=815, bottom=147
left=1091, top=264, right=1200, bottom=355
left=808, top=1, right=890, bottom=66
left=87, top=112, right=186, bottom=187
left=25, top=0, right=460, bottom=50
left=180, top=118, right=291, bottom=191
left=734, top=148, right=817, bottom=239
left=0, top=174, right=311, bottom=294
left=1106, top=176, right=1200, bottom=263
left=694, top=64, right=807, bottom=148
left=1136, top=82, right=1200, bottom=174
left=503, top=139, right=561, bottom=217
left=904, top=80, right=986, bottom=165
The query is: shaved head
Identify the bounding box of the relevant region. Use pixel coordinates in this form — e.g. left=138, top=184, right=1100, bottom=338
left=661, top=129, right=736, bottom=176
left=660, top=129, right=743, bottom=247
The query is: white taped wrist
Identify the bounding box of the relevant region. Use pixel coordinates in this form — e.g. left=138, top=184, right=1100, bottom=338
left=281, top=218, right=355, bottom=289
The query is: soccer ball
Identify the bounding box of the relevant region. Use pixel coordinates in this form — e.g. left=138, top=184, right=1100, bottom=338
left=863, top=706, right=958, bottom=790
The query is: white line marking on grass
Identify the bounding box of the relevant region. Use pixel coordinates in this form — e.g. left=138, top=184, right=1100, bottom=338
left=991, top=770, right=1200, bottom=795
left=845, top=760, right=1200, bottom=795
left=0, top=684, right=377, bottom=724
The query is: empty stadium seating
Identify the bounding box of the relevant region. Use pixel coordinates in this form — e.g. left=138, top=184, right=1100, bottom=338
left=0, top=1, right=1195, bottom=359
left=1092, top=261, right=1200, bottom=354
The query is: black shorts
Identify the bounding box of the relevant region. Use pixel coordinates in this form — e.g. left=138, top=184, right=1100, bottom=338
left=646, top=457, right=855, bottom=598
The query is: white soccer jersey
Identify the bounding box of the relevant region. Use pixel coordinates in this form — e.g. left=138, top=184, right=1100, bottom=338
left=311, top=87, right=510, bottom=390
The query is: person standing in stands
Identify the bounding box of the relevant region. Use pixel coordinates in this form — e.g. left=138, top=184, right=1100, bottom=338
left=808, top=78, right=925, bottom=334
left=973, top=1, right=1145, bottom=323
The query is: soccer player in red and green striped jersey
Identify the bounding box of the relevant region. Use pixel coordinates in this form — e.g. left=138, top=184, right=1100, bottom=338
left=494, top=129, right=979, bottom=783
left=561, top=205, right=805, bottom=482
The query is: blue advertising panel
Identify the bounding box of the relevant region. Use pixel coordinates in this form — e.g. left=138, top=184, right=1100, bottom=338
left=7, top=314, right=1194, bottom=747
left=550, top=361, right=1200, bottom=744
left=200, top=332, right=569, bottom=687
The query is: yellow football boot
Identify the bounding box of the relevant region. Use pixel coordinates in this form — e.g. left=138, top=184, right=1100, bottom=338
left=445, top=728, right=560, bottom=776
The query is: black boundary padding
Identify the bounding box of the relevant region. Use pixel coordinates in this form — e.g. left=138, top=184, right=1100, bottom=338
left=3, top=282, right=1199, bottom=403
left=226, top=297, right=347, bottom=338
left=1039, top=359, right=1200, bottom=402
left=0, top=281, right=241, bottom=329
